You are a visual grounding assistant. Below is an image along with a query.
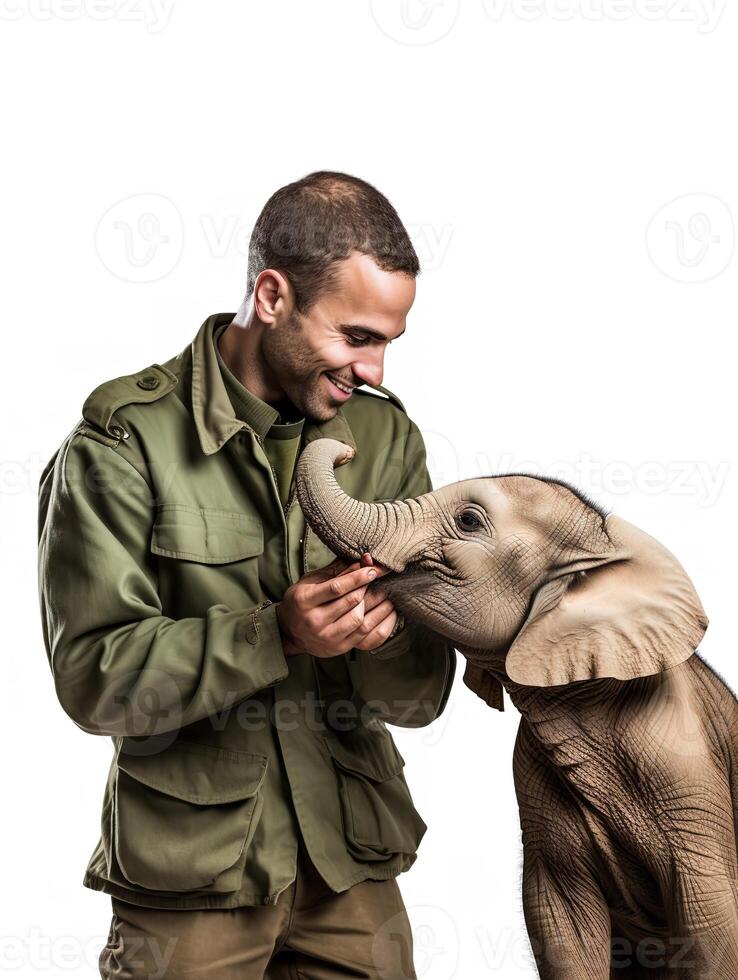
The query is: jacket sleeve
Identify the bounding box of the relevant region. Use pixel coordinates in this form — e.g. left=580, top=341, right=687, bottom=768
left=37, top=432, right=289, bottom=738
left=346, top=418, right=457, bottom=728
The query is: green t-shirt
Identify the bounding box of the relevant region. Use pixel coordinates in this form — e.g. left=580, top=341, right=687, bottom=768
left=262, top=420, right=304, bottom=508
left=213, top=324, right=305, bottom=508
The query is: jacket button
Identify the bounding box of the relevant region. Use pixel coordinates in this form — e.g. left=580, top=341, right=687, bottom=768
left=137, top=375, right=160, bottom=390
left=242, top=617, right=259, bottom=645
left=109, top=424, right=130, bottom=440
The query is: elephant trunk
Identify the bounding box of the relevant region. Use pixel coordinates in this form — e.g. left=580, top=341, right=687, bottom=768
left=294, top=438, right=413, bottom=573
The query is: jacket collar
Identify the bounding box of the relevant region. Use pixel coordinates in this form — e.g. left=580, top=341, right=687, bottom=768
left=190, top=312, right=357, bottom=457
left=212, top=319, right=283, bottom=439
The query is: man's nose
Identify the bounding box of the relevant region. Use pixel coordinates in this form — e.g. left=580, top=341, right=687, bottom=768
left=350, top=351, right=384, bottom=388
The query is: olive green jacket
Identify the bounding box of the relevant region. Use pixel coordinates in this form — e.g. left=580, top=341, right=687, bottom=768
left=37, top=312, right=457, bottom=910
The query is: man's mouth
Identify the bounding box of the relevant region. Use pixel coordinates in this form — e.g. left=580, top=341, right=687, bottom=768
left=325, top=373, right=355, bottom=396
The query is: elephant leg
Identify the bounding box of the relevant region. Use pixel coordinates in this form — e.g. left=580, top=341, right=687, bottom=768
left=638, top=751, right=738, bottom=976
left=515, top=721, right=612, bottom=978
left=522, top=849, right=612, bottom=979
left=658, top=872, right=738, bottom=978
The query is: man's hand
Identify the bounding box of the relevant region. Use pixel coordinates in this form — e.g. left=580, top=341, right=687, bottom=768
left=275, top=553, right=398, bottom=658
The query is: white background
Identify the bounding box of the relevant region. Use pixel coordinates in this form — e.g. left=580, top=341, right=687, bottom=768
left=2, top=1, right=736, bottom=977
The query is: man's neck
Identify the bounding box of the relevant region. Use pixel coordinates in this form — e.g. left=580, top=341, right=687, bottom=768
left=272, top=396, right=304, bottom=426
left=217, top=320, right=285, bottom=407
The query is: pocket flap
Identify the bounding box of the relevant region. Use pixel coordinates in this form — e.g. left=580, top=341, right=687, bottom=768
left=116, top=738, right=268, bottom=805
left=323, top=728, right=405, bottom=782
left=150, top=504, right=263, bottom=563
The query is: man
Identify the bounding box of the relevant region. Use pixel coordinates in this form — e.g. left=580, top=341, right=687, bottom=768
left=37, top=171, right=456, bottom=979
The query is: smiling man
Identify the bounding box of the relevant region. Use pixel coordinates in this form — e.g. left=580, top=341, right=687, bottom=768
left=38, top=171, right=456, bottom=979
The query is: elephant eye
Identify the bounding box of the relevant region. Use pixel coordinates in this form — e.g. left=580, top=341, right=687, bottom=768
left=456, top=509, right=483, bottom=533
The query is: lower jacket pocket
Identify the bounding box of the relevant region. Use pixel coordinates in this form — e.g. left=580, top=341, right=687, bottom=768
left=323, top=725, right=427, bottom=863
left=113, top=738, right=268, bottom=893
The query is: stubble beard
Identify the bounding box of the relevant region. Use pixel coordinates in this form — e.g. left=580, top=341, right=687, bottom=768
left=261, top=318, right=337, bottom=423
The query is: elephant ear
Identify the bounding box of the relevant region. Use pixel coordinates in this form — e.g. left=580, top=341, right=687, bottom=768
left=463, top=660, right=505, bottom=711
left=505, top=515, right=709, bottom=688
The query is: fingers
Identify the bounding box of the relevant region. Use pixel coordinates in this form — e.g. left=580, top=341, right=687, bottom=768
left=348, top=603, right=398, bottom=651
left=305, top=564, right=379, bottom=607
left=360, top=553, right=393, bottom=578
left=332, top=597, right=392, bottom=644
left=361, top=586, right=388, bottom=613
left=306, top=558, right=359, bottom=584
left=287, top=552, right=396, bottom=659
left=304, top=553, right=390, bottom=586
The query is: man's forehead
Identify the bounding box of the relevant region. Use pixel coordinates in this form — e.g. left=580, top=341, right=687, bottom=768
left=326, top=252, right=416, bottom=325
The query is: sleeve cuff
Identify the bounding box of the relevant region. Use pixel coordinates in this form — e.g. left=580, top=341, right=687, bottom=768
left=366, top=614, right=412, bottom=661
left=235, top=600, right=290, bottom=692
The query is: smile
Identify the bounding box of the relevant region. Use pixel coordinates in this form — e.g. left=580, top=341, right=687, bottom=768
left=325, top=373, right=354, bottom=395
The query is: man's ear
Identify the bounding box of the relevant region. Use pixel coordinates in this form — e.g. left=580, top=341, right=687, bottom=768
left=505, top=515, right=708, bottom=688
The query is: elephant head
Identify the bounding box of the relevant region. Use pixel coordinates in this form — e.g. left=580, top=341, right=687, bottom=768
left=295, top=438, right=708, bottom=709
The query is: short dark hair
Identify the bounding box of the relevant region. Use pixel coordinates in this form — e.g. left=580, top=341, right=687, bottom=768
left=246, top=171, right=420, bottom=314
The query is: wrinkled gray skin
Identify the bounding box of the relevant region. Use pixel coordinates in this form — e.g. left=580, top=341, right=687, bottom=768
left=295, top=438, right=738, bottom=980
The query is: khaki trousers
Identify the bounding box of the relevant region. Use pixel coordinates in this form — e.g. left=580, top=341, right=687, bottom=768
left=98, top=838, right=417, bottom=979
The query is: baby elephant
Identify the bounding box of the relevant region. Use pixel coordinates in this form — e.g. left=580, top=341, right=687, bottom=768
left=295, top=437, right=738, bottom=980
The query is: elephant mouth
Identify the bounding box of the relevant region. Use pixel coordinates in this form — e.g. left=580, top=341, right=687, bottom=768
left=368, top=562, right=441, bottom=604
left=366, top=566, right=402, bottom=594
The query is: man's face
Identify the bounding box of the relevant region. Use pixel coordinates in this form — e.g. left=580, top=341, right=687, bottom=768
left=261, top=251, right=415, bottom=421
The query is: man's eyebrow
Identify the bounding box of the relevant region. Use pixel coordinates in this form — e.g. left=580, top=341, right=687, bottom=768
left=338, top=323, right=406, bottom=340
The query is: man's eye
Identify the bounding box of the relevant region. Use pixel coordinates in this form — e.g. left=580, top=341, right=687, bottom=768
left=346, top=335, right=371, bottom=347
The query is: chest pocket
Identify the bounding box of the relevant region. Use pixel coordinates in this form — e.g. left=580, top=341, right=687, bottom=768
left=150, top=504, right=264, bottom=613
left=151, top=504, right=262, bottom=562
